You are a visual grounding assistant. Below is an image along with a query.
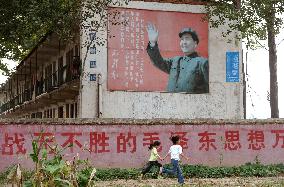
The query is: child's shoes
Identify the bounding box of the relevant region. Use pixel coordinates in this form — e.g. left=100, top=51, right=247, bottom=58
left=138, top=174, right=143, bottom=181
left=159, top=167, right=163, bottom=174
left=157, top=175, right=164, bottom=179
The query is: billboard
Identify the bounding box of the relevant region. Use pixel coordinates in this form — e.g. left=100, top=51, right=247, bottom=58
left=107, top=8, right=209, bottom=93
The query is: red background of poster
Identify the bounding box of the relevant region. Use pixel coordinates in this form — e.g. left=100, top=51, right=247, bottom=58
left=107, top=8, right=208, bottom=91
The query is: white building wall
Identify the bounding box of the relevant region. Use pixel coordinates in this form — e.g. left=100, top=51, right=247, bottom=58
left=79, top=13, right=101, bottom=118
left=80, top=1, right=244, bottom=119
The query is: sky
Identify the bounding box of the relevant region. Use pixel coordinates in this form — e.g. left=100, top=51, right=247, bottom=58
left=0, top=59, right=17, bottom=84
left=245, top=28, right=284, bottom=119
left=0, top=29, right=283, bottom=119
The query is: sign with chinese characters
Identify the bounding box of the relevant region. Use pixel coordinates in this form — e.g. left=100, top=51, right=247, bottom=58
left=90, top=74, right=97, bottom=81
left=90, top=47, right=96, bottom=54
left=89, top=32, right=96, bottom=41
left=107, top=8, right=208, bottom=92
left=90, top=61, right=97, bottom=68
left=1, top=123, right=284, bottom=171
left=226, top=52, right=239, bottom=82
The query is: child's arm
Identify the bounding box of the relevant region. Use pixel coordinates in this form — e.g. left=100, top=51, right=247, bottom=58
left=152, top=148, right=163, bottom=160
left=157, top=154, right=163, bottom=160
left=180, top=153, right=190, bottom=161
left=155, top=150, right=163, bottom=160
left=162, top=152, right=170, bottom=160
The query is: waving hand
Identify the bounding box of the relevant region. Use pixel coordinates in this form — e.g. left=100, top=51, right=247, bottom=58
left=146, top=22, right=159, bottom=46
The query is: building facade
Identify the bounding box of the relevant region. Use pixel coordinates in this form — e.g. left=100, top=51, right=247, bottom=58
left=0, top=33, right=80, bottom=119
left=0, top=1, right=244, bottom=119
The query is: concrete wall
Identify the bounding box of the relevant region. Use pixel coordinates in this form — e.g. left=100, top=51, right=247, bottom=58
left=80, top=1, right=243, bottom=119
left=1, top=119, right=284, bottom=171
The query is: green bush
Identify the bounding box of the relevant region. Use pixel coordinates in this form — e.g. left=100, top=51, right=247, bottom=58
left=2, top=163, right=284, bottom=184
left=1, top=135, right=97, bottom=187
left=94, top=168, right=139, bottom=180
left=84, top=163, right=284, bottom=181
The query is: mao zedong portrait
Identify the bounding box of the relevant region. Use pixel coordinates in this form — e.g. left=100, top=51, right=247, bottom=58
left=146, top=23, right=209, bottom=94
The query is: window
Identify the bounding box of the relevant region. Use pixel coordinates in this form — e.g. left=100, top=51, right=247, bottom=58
left=66, top=104, right=69, bottom=118
left=58, top=56, right=63, bottom=85
left=70, top=104, right=74, bottom=118
left=31, top=113, right=36, bottom=118
left=36, top=112, right=42, bottom=118
left=53, top=108, right=56, bottom=118
left=49, top=109, right=52, bottom=118
left=75, top=102, right=78, bottom=118
left=58, top=106, right=64, bottom=118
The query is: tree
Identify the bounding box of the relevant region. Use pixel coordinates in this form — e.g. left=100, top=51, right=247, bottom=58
left=0, top=0, right=129, bottom=75
left=205, top=0, right=284, bottom=118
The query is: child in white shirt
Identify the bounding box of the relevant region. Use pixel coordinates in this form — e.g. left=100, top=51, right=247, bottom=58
left=162, top=136, right=189, bottom=184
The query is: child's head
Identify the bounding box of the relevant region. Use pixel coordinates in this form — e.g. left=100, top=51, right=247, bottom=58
left=148, top=141, right=161, bottom=150
left=170, top=136, right=180, bottom=145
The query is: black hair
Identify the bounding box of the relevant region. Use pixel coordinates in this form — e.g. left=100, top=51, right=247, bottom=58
left=179, top=29, right=199, bottom=44
left=148, top=141, right=161, bottom=150
left=170, top=136, right=180, bottom=145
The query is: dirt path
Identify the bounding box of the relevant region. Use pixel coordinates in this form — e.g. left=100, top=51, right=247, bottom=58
left=3, top=177, right=284, bottom=187
left=94, top=177, right=284, bottom=187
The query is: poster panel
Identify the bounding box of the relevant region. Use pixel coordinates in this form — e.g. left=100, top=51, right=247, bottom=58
left=107, top=8, right=208, bottom=93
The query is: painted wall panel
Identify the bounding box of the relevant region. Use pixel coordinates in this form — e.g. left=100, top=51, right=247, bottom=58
left=1, top=122, right=283, bottom=171
left=79, top=1, right=243, bottom=119
left=107, top=8, right=208, bottom=92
